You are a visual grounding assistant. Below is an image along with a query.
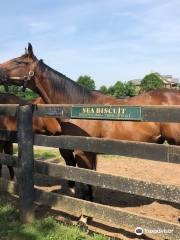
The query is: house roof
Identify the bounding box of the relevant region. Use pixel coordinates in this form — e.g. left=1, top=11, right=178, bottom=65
left=130, top=79, right=141, bottom=86
left=130, top=73, right=179, bottom=86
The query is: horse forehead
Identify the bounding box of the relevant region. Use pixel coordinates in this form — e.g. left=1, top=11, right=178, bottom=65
left=0, top=56, right=26, bottom=69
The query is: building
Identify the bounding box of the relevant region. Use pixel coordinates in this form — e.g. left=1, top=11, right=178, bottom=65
left=130, top=79, right=141, bottom=87
left=158, top=74, right=179, bottom=88
left=131, top=73, right=179, bottom=89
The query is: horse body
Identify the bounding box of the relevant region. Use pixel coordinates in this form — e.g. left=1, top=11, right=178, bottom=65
left=0, top=93, right=61, bottom=180
left=1, top=44, right=180, bottom=199
left=39, top=81, right=179, bottom=144
left=91, top=89, right=180, bottom=143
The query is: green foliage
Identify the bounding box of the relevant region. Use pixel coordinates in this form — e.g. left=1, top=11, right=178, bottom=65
left=76, top=75, right=96, bottom=91
left=13, top=144, right=60, bottom=160
left=0, top=85, right=39, bottom=100
left=99, top=80, right=136, bottom=98
left=99, top=85, right=108, bottom=94
left=0, top=200, right=109, bottom=240
left=23, top=89, right=39, bottom=100
left=124, top=81, right=136, bottom=96
left=140, top=73, right=164, bottom=92
left=0, top=85, right=5, bottom=93
left=106, top=86, right=115, bottom=96
left=113, top=81, right=125, bottom=98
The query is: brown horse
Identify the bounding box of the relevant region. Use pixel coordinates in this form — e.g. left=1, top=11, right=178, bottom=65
left=1, top=43, right=180, bottom=199
left=0, top=93, right=61, bottom=180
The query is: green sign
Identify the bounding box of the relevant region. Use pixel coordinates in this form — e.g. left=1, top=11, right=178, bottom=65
left=71, top=105, right=142, bottom=121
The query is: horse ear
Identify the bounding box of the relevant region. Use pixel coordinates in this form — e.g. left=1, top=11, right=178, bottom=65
left=28, top=43, right=34, bottom=57
left=25, top=48, right=28, bottom=54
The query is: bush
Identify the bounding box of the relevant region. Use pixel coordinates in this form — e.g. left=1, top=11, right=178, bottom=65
left=140, top=73, right=164, bottom=92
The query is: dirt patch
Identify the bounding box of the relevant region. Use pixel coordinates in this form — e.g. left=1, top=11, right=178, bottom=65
left=95, top=156, right=180, bottom=224
left=97, top=155, right=180, bottom=185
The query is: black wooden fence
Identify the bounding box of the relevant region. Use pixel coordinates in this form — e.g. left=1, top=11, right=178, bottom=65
left=0, top=104, right=180, bottom=240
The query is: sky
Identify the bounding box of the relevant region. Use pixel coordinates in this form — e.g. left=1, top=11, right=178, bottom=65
left=1, top=0, right=180, bottom=88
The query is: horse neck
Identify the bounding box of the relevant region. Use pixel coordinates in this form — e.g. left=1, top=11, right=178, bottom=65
left=34, top=62, right=153, bottom=105
left=35, top=62, right=98, bottom=104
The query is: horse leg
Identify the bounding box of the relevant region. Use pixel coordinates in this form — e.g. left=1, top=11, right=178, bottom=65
left=74, top=150, right=96, bottom=227
left=74, top=150, right=97, bottom=201
left=59, top=148, right=76, bottom=192
left=4, top=142, right=14, bottom=180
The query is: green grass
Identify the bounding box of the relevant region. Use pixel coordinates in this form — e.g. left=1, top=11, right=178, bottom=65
left=13, top=144, right=60, bottom=160
left=33, top=147, right=60, bottom=160
left=0, top=200, right=110, bottom=240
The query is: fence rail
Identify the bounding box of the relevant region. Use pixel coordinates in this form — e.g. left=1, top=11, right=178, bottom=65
left=1, top=104, right=180, bottom=122
left=34, top=134, right=180, bottom=164
left=0, top=131, right=180, bottom=164
left=1, top=156, right=179, bottom=204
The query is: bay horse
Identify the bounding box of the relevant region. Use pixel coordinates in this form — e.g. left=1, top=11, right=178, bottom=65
left=0, top=93, right=61, bottom=180
left=1, top=43, right=180, bottom=200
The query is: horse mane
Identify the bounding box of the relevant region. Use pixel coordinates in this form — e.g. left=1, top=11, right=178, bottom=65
left=37, top=60, right=93, bottom=103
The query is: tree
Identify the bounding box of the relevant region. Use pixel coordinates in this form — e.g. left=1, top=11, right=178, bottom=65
left=99, top=85, right=108, bottom=94
left=100, top=81, right=136, bottom=97
left=112, top=81, right=125, bottom=98
left=76, top=75, right=96, bottom=90
left=140, top=73, right=164, bottom=92
left=124, top=81, right=136, bottom=96
left=107, top=86, right=115, bottom=96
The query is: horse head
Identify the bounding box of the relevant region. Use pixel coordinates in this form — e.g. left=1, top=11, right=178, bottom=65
left=0, top=43, right=53, bottom=103
left=0, top=43, right=40, bottom=92
left=0, top=43, right=92, bottom=104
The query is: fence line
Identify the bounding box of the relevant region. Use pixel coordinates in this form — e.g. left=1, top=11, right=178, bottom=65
left=0, top=130, right=179, bottom=164
left=0, top=131, right=179, bottom=164
left=0, top=177, right=180, bottom=240
left=1, top=156, right=179, bottom=204
left=33, top=104, right=180, bottom=122
left=0, top=104, right=180, bottom=239
left=34, top=160, right=180, bottom=204
left=34, top=134, right=180, bottom=164
left=1, top=104, right=180, bottom=122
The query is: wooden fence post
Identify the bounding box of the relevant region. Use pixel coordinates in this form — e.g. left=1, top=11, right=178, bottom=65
left=17, top=105, right=34, bottom=223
